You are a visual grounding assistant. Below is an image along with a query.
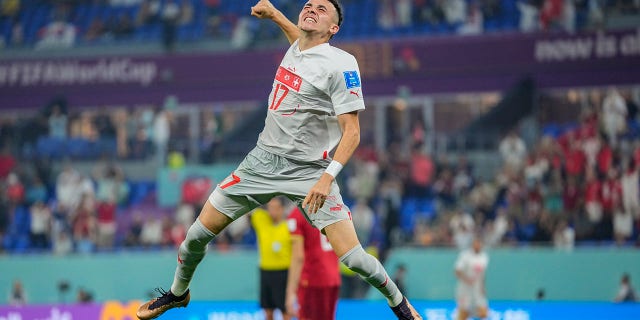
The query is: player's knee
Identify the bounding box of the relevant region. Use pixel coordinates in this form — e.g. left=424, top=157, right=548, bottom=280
left=183, top=220, right=215, bottom=252
left=339, top=245, right=374, bottom=276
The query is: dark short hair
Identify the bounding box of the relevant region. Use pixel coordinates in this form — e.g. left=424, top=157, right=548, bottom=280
left=326, top=0, right=343, bottom=27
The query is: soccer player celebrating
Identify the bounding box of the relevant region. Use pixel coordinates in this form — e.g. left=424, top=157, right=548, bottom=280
left=136, top=1, right=421, bottom=319
left=454, top=237, right=489, bottom=320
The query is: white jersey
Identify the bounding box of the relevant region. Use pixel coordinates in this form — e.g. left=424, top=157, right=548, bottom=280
left=455, top=249, right=489, bottom=310
left=455, top=249, right=489, bottom=292
left=257, top=40, right=366, bottom=164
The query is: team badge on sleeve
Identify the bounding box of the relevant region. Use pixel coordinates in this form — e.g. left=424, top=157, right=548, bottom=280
left=343, top=71, right=361, bottom=89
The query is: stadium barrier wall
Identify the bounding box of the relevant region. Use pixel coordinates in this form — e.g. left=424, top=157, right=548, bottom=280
left=1, top=248, right=638, bottom=305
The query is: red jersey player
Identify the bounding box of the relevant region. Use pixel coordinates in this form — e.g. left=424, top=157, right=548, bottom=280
left=286, top=207, right=341, bottom=320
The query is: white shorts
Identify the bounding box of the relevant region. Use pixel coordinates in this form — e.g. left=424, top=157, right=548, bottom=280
left=456, top=285, right=487, bottom=311
left=208, top=147, right=351, bottom=231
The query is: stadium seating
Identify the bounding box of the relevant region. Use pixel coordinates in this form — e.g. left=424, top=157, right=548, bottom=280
left=2, top=0, right=537, bottom=48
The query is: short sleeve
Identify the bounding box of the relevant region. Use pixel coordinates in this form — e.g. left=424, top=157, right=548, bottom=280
left=329, top=55, right=366, bottom=115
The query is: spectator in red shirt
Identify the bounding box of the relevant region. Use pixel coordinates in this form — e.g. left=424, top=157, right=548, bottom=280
left=527, top=182, right=544, bottom=213
left=96, top=198, right=117, bottom=249
left=408, top=144, right=434, bottom=198
left=582, top=129, right=602, bottom=170
left=72, top=194, right=97, bottom=253
left=597, top=139, right=614, bottom=179
left=556, top=129, right=574, bottom=156
left=540, top=0, right=563, bottom=30
left=286, top=207, right=341, bottom=320
left=577, top=116, right=598, bottom=140
left=564, top=139, right=586, bottom=179
left=6, top=172, right=24, bottom=205
left=0, top=145, right=15, bottom=180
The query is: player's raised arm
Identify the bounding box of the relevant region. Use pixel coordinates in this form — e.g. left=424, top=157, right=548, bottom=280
left=251, top=0, right=300, bottom=44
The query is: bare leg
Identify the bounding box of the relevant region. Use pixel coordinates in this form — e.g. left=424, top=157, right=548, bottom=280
left=264, top=309, right=274, bottom=320
left=198, top=200, right=234, bottom=234
left=322, top=219, right=360, bottom=257
left=457, top=309, right=469, bottom=320
left=477, top=306, right=488, bottom=319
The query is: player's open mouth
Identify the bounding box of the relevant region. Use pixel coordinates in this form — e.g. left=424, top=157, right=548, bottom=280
left=304, top=16, right=317, bottom=23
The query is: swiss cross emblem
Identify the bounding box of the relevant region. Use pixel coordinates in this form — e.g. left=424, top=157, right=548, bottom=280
left=275, top=66, right=302, bottom=92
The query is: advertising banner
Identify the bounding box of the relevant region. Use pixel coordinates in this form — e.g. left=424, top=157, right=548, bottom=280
left=1, top=29, right=640, bottom=109
left=0, top=301, right=140, bottom=320
left=1, top=300, right=639, bottom=320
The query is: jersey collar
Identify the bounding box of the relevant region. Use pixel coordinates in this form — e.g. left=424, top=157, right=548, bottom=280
left=293, top=40, right=330, bottom=56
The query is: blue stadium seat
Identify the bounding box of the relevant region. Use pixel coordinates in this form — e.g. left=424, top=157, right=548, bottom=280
left=541, top=123, right=561, bottom=138
left=12, top=235, right=31, bottom=253
left=66, top=138, right=91, bottom=159
left=36, top=137, right=66, bottom=159
left=416, top=199, right=436, bottom=221
left=128, top=180, right=156, bottom=205
left=621, top=120, right=640, bottom=140
left=94, top=139, right=117, bottom=158
left=400, top=198, right=418, bottom=232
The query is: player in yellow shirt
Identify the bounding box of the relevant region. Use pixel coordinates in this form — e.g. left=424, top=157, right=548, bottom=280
left=251, top=197, right=292, bottom=320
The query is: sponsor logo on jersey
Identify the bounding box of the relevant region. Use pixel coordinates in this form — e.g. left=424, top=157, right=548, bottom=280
left=275, top=66, right=302, bottom=92
left=343, top=71, right=361, bottom=89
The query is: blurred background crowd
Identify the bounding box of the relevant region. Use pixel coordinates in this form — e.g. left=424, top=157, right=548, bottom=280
left=0, top=0, right=639, bottom=260
left=1, top=0, right=640, bottom=51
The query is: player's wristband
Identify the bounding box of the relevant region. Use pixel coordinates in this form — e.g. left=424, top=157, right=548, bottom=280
left=324, top=160, right=343, bottom=178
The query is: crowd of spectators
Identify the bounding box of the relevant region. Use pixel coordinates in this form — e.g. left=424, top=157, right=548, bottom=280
left=0, top=145, right=201, bottom=254
left=0, top=96, right=197, bottom=254
left=391, top=87, right=640, bottom=252
left=2, top=0, right=640, bottom=51
left=0, top=97, right=179, bottom=163
left=0, top=86, right=639, bottom=256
